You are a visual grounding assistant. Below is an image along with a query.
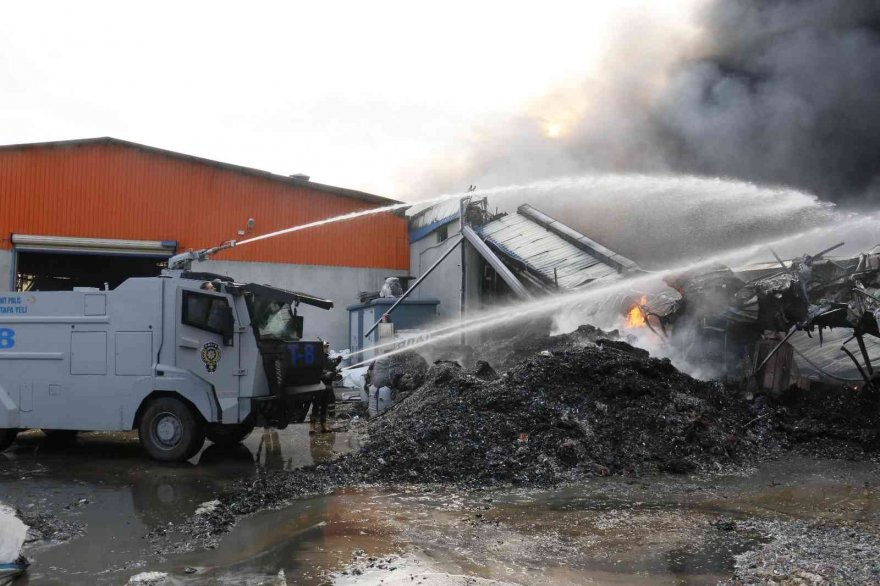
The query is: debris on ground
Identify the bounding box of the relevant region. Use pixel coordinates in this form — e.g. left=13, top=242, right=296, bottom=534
left=163, top=468, right=341, bottom=547
left=470, top=323, right=620, bottom=372
left=126, top=571, right=169, bottom=586
left=333, top=553, right=518, bottom=585
left=380, top=350, right=429, bottom=399
left=721, top=520, right=880, bottom=585
left=337, top=335, right=763, bottom=485
left=194, top=500, right=220, bottom=516
left=16, top=509, right=84, bottom=545
left=168, top=324, right=880, bottom=550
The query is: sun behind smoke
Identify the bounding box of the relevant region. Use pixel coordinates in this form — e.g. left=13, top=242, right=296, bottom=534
left=545, top=123, right=562, bottom=138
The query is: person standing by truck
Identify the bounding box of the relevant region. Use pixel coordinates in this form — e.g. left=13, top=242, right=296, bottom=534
left=309, top=341, right=342, bottom=434
left=366, top=353, right=393, bottom=417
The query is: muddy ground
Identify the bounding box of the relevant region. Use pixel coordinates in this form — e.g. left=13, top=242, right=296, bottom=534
left=2, top=327, right=879, bottom=584
left=2, top=440, right=878, bottom=585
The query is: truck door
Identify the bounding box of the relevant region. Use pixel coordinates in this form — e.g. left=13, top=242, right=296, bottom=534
left=175, top=288, right=241, bottom=422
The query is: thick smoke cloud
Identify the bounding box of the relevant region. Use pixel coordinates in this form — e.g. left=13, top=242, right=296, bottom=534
left=409, top=0, right=880, bottom=205
left=662, top=0, right=880, bottom=202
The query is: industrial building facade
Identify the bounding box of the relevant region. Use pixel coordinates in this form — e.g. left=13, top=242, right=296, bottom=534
left=0, top=137, right=409, bottom=348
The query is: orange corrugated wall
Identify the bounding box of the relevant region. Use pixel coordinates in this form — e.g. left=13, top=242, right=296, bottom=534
left=0, top=142, right=409, bottom=270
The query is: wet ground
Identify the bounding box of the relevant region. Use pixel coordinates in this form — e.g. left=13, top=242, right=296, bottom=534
left=0, top=427, right=358, bottom=584
left=1, top=428, right=878, bottom=585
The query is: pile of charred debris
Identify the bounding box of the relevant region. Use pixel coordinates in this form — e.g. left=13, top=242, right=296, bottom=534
left=348, top=328, right=876, bottom=484
left=175, top=323, right=879, bottom=547
left=639, top=242, right=880, bottom=390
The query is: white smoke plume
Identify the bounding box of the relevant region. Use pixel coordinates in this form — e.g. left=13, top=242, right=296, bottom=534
left=407, top=0, right=880, bottom=206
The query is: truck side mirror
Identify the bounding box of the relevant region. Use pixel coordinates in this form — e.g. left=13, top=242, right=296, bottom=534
left=220, top=305, right=235, bottom=346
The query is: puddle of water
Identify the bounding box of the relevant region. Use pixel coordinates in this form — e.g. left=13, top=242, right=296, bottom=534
left=168, top=458, right=877, bottom=586
left=1, top=428, right=878, bottom=585
left=0, top=426, right=358, bottom=585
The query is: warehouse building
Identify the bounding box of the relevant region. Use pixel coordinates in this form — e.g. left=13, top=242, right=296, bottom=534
left=0, top=137, right=409, bottom=348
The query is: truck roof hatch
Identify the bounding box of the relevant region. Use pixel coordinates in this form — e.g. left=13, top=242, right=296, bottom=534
left=242, top=283, right=334, bottom=310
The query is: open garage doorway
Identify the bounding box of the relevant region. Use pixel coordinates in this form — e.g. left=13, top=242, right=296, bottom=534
left=12, top=234, right=176, bottom=291
left=16, top=252, right=168, bottom=291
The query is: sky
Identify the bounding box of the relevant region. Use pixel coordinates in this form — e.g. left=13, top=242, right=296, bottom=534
left=0, top=1, right=698, bottom=200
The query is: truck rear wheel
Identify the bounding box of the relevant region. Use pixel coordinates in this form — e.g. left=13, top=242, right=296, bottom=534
left=138, top=397, right=206, bottom=462
left=206, top=422, right=255, bottom=447
left=0, top=429, right=17, bottom=452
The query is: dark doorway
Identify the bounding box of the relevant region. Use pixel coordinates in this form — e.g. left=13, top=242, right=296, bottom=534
left=15, top=252, right=167, bottom=291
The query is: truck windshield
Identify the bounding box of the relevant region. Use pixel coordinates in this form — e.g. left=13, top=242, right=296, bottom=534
left=249, top=298, right=303, bottom=340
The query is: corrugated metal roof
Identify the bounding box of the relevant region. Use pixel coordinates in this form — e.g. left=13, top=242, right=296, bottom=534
left=791, top=330, right=880, bottom=382
left=408, top=198, right=462, bottom=229
left=0, top=137, right=399, bottom=206
left=407, top=197, right=463, bottom=242
left=474, top=213, right=620, bottom=289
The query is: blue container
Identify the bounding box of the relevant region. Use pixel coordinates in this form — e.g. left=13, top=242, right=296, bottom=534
left=347, top=298, right=440, bottom=363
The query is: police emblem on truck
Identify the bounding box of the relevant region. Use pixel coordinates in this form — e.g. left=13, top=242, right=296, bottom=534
left=200, top=342, right=221, bottom=373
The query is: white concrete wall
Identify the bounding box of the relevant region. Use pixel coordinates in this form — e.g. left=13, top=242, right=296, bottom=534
left=409, top=224, right=464, bottom=322
left=0, top=249, right=11, bottom=292
left=195, top=259, right=405, bottom=350
left=408, top=223, right=483, bottom=343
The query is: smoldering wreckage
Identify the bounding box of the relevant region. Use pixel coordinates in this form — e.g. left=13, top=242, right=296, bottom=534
left=3, top=203, right=880, bottom=585
left=640, top=242, right=880, bottom=392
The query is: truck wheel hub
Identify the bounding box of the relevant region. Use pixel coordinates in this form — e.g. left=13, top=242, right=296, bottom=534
left=153, top=413, right=182, bottom=448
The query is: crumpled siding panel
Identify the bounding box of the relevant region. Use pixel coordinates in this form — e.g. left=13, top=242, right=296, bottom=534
left=475, top=213, right=618, bottom=288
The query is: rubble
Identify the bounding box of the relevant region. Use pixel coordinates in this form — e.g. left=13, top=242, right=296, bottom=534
left=645, top=244, right=880, bottom=384
left=126, top=571, right=169, bottom=586
left=470, top=323, right=615, bottom=371
left=380, top=350, right=429, bottom=398
left=721, top=520, right=880, bottom=585
left=16, top=510, right=84, bottom=545
left=338, top=334, right=765, bottom=485
left=169, top=325, right=880, bottom=551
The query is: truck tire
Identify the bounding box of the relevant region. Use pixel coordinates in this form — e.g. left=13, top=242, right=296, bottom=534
left=138, top=397, right=206, bottom=462
left=0, top=429, right=17, bottom=452
left=206, top=422, right=255, bottom=447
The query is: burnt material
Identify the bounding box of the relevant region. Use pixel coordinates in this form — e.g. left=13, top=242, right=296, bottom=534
left=337, top=341, right=758, bottom=486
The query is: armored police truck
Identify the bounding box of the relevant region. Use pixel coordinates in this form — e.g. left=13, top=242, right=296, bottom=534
left=0, top=252, right=333, bottom=462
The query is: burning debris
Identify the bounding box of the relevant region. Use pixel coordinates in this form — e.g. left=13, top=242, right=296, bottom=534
left=625, top=295, right=648, bottom=329
left=631, top=243, right=880, bottom=390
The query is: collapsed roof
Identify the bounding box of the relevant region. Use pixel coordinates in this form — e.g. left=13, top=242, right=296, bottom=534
left=473, top=204, right=638, bottom=290
left=409, top=197, right=639, bottom=297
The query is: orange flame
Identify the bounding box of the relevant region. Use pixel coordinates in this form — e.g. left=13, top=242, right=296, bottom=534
left=625, top=296, right=648, bottom=328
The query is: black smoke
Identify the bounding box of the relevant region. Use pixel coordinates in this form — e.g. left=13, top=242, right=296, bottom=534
left=659, top=0, right=880, bottom=202
left=410, top=0, right=880, bottom=205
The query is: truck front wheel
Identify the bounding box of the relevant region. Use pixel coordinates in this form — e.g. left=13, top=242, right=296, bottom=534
left=139, top=398, right=206, bottom=462
left=0, top=429, right=17, bottom=452
left=206, top=422, right=255, bottom=447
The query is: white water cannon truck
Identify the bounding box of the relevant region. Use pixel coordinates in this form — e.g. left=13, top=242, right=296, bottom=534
left=0, top=243, right=334, bottom=461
